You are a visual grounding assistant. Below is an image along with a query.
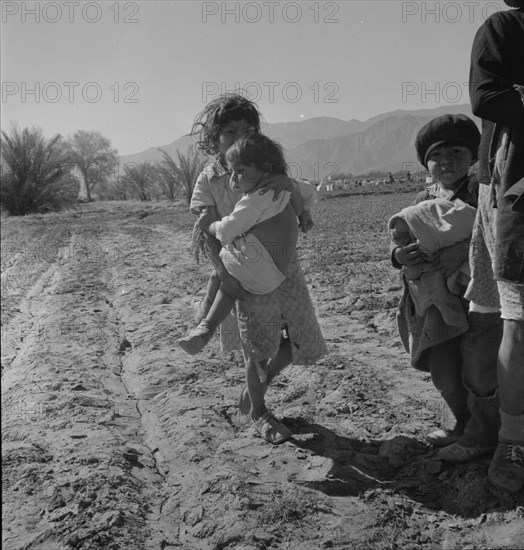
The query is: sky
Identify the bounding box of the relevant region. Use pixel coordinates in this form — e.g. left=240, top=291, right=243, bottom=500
left=0, top=0, right=513, bottom=156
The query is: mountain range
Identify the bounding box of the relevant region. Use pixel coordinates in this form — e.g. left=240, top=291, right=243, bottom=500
left=119, top=103, right=477, bottom=178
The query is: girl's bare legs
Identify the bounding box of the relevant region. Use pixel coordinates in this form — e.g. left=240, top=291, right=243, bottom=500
left=246, top=358, right=269, bottom=420
left=244, top=338, right=293, bottom=418
left=245, top=339, right=293, bottom=444
left=265, top=338, right=292, bottom=386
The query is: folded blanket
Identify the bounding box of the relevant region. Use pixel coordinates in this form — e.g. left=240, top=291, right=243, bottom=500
left=389, top=198, right=476, bottom=315
left=392, top=198, right=476, bottom=255
left=391, top=199, right=477, bottom=369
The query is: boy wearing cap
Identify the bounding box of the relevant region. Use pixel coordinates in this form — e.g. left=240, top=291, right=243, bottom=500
left=392, top=114, right=503, bottom=455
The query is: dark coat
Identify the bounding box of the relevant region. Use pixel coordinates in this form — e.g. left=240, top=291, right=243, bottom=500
left=469, top=7, right=524, bottom=283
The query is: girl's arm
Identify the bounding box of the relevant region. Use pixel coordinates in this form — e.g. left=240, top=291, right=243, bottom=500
left=293, top=179, right=318, bottom=211
left=190, top=170, right=216, bottom=215
left=293, top=179, right=318, bottom=232
left=257, top=176, right=318, bottom=227
left=298, top=210, right=314, bottom=233
left=289, top=184, right=305, bottom=218
left=197, top=205, right=218, bottom=232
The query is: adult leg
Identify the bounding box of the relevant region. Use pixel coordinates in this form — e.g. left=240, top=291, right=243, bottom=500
left=489, top=317, right=524, bottom=492
left=426, top=337, right=471, bottom=446
left=497, top=319, right=524, bottom=418
left=488, top=144, right=524, bottom=490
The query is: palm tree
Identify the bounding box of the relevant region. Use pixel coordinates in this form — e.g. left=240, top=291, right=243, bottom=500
left=1, top=126, right=79, bottom=215
left=156, top=147, right=207, bottom=204
left=120, top=161, right=157, bottom=201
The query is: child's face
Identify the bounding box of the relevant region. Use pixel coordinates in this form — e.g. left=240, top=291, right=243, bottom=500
left=229, top=163, right=264, bottom=194
left=217, top=119, right=252, bottom=156
left=426, top=144, right=473, bottom=189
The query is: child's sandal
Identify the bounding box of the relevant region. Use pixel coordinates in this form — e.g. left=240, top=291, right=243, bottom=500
left=178, top=321, right=215, bottom=355
left=252, top=412, right=291, bottom=445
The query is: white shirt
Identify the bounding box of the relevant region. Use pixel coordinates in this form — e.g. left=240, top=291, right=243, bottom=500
left=213, top=189, right=291, bottom=245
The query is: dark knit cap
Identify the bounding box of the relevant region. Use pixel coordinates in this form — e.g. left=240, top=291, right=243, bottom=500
left=415, top=114, right=481, bottom=168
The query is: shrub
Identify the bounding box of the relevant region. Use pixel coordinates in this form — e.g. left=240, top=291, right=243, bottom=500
left=156, top=147, right=207, bottom=204
left=120, top=161, right=158, bottom=201
left=1, top=126, right=80, bottom=215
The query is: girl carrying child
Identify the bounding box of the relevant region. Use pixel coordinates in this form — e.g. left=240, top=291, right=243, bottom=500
left=179, top=133, right=316, bottom=358
left=183, top=94, right=326, bottom=444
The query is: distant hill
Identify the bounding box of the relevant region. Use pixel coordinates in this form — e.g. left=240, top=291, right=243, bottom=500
left=119, top=103, right=476, bottom=177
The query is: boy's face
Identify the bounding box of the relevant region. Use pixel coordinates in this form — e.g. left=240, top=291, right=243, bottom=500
left=217, top=119, right=252, bottom=156
left=229, top=163, right=264, bottom=194
left=426, top=143, right=473, bottom=189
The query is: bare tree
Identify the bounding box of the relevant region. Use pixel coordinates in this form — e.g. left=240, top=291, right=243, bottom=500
left=156, top=147, right=207, bottom=204
left=1, top=126, right=79, bottom=215
left=67, top=130, right=118, bottom=201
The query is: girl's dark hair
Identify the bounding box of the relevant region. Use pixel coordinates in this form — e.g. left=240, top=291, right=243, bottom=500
left=225, top=133, right=288, bottom=176
left=190, top=93, right=262, bottom=156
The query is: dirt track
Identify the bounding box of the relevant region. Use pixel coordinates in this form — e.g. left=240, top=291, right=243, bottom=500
left=2, top=199, right=523, bottom=550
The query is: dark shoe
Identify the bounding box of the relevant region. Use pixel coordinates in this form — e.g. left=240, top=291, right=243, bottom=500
left=178, top=322, right=215, bottom=355
left=438, top=441, right=495, bottom=463
left=426, top=429, right=462, bottom=447
left=252, top=412, right=291, bottom=444
left=488, top=442, right=524, bottom=493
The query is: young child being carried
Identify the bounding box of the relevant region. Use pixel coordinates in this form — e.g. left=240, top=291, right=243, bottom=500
left=179, top=132, right=315, bottom=359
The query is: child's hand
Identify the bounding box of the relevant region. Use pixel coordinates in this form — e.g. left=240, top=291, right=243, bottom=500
left=393, top=242, right=423, bottom=266
left=259, top=176, right=293, bottom=200
left=298, top=210, right=314, bottom=233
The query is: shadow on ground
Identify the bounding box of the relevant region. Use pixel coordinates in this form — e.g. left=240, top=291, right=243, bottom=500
left=286, top=418, right=524, bottom=517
